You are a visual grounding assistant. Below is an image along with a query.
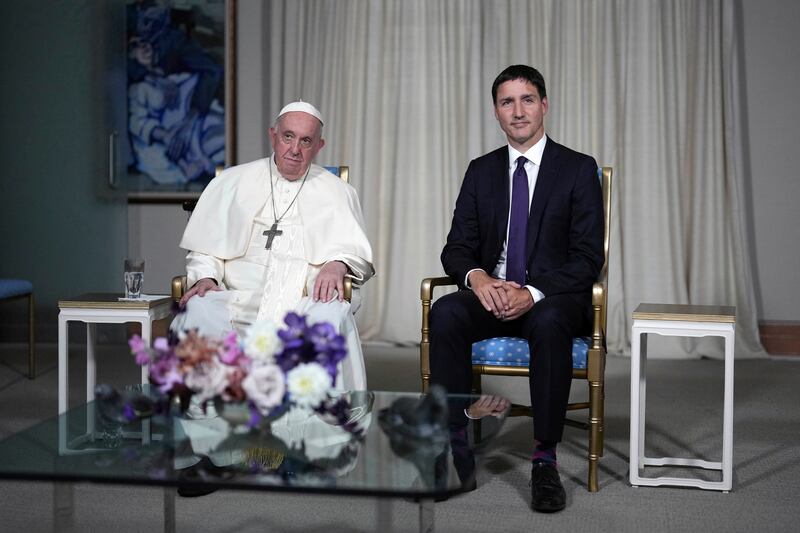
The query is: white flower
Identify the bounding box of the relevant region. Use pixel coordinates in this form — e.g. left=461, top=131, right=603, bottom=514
left=244, top=320, right=281, bottom=363
left=184, top=359, right=228, bottom=404
left=287, top=363, right=332, bottom=409
left=241, top=364, right=286, bottom=415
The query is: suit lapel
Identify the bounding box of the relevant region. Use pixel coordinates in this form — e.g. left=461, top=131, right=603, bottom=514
left=526, top=137, right=560, bottom=256
left=493, top=148, right=510, bottom=246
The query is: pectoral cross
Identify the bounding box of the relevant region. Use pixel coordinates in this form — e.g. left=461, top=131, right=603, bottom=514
left=263, top=222, right=283, bottom=250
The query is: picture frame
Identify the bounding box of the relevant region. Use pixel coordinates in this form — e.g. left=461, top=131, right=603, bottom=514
left=125, top=0, right=236, bottom=203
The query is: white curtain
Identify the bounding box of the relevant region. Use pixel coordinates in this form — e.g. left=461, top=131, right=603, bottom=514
left=260, top=0, right=765, bottom=358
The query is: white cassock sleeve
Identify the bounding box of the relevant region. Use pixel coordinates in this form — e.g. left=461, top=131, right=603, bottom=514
left=186, top=251, right=226, bottom=288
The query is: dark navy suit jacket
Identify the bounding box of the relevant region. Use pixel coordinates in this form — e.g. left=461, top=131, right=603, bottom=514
left=441, top=136, right=604, bottom=307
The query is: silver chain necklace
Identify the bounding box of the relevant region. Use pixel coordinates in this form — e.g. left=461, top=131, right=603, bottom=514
left=263, top=159, right=310, bottom=250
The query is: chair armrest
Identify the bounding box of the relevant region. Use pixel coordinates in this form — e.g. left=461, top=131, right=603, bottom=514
left=420, top=276, right=456, bottom=301
left=172, top=275, right=187, bottom=302
left=588, top=266, right=608, bottom=380
left=591, top=265, right=608, bottom=346
left=343, top=277, right=352, bottom=302
left=592, top=265, right=607, bottom=308
left=420, top=276, right=456, bottom=392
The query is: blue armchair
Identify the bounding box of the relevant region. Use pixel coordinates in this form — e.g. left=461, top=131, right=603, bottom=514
left=0, top=279, right=35, bottom=379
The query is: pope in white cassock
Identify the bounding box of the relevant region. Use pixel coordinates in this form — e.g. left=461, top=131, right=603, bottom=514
left=172, top=101, right=374, bottom=391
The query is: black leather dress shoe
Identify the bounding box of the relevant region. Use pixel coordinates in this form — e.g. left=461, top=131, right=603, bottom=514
left=530, top=462, right=566, bottom=513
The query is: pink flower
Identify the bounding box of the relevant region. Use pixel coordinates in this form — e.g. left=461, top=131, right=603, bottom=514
left=184, top=359, right=228, bottom=404
left=219, top=330, right=245, bottom=365
left=175, top=330, right=218, bottom=368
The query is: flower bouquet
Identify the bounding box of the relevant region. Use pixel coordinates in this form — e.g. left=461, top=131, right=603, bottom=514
left=124, top=312, right=364, bottom=435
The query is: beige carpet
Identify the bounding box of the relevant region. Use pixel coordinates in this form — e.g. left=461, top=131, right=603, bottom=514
left=0, top=341, right=798, bottom=532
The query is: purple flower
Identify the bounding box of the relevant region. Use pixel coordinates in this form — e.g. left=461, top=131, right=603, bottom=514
left=129, top=335, right=147, bottom=353
left=274, top=313, right=347, bottom=381
left=247, top=402, right=262, bottom=429
left=153, top=337, right=170, bottom=352
left=307, top=323, right=347, bottom=383
left=157, top=366, right=184, bottom=394
left=128, top=335, right=151, bottom=365
left=122, top=403, right=136, bottom=422
left=148, top=354, right=183, bottom=393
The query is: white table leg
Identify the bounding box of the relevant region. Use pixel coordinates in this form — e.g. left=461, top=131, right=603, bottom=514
left=638, top=332, right=648, bottom=467
left=58, top=314, right=69, bottom=454
left=141, top=318, right=152, bottom=385
left=140, top=319, right=153, bottom=445
left=58, top=314, right=69, bottom=415
left=629, top=325, right=642, bottom=483
left=721, top=328, right=735, bottom=491
left=86, top=323, right=97, bottom=437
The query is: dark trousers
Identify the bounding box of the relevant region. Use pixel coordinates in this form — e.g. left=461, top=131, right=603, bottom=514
left=429, top=290, right=591, bottom=442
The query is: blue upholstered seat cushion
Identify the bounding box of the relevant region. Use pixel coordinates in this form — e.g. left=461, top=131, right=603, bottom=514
left=471, top=336, right=590, bottom=370
left=0, top=279, right=33, bottom=300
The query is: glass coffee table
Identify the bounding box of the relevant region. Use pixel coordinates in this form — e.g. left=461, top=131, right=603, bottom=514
left=0, top=389, right=508, bottom=532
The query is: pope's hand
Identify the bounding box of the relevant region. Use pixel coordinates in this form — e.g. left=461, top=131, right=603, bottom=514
left=179, top=277, right=221, bottom=308
left=314, top=261, right=348, bottom=303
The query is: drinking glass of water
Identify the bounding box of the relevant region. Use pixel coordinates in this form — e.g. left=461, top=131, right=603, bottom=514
left=124, top=258, right=145, bottom=299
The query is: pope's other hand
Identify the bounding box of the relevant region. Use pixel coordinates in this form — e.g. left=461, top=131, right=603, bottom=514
left=313, top=261, right=348, bottom=303
left=179, top=277, right=221, bottom=308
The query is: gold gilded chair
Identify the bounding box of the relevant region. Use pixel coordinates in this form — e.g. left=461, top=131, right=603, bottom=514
left=419, top=167, right=612, bottom=492
left=172, top=166, right=353, bottom=302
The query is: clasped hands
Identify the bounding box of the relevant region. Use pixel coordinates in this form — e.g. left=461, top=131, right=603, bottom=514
left=468, top=270, right=533, bottom=321
left=466, top=394, right=511, bottom=419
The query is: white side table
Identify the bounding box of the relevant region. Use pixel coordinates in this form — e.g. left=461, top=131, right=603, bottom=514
left=58, top=293, right=172, bottom=453
left=629, top=303, right=736, bottom=492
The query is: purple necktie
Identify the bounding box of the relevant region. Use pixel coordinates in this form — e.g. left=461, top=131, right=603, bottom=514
left=506, top=156, right=529, bottom=285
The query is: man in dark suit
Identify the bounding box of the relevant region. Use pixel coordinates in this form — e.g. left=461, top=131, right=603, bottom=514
left=430, top=65, right=604, bottom=513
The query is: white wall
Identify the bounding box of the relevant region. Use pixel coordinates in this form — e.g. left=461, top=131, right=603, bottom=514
left=129, top=0, right=800, bottom=324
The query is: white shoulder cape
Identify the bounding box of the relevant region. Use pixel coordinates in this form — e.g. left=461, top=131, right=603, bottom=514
left=180, top=158, right=374, bottom=271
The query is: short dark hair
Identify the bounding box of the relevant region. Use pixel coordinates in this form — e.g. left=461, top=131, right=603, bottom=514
left=491, top=65, right=547, bottom=104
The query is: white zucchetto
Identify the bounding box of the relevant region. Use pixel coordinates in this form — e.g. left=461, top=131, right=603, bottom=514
left=276, top=101, right=324, bottom=125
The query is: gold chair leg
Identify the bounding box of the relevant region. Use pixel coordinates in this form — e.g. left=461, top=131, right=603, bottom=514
left=28, top=293, right=35, bottom=380
left=587, top=378, right=603, bottom=492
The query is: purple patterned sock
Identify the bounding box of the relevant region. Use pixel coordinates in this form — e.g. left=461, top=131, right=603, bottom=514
left=531, top=440, right=557, bottom=466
